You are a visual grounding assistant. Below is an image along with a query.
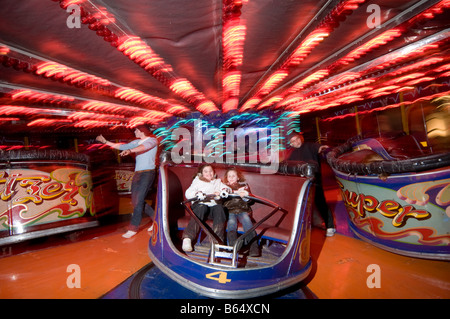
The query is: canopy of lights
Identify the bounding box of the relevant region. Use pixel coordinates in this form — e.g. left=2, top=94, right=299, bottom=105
left=0, top=0, right=449, bottom=137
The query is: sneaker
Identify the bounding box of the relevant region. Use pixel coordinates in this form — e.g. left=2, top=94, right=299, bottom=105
left=122, top=230, right=137, bottom=238
left=182, top=238, right=193, bottom=252
left=326, top=228, right=336, bottom=237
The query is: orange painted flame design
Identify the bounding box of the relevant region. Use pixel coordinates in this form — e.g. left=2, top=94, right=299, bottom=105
left=397, top=179, right=450, bottom=217
left=0, top=203, right=85, bottom=229
left=347, top=206, right=450, bottom=246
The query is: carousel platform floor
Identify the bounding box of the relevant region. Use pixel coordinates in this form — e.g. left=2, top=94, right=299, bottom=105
left=0, top=191, right=448, bottom=299
left=1, top=162, right=449, bottom=299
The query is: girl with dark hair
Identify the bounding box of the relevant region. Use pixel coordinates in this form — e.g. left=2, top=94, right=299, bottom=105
left=182, top=164, right=229, bottom=252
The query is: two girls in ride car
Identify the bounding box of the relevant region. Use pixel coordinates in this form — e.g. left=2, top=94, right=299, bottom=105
left=182, top=164, right=259, bottom=256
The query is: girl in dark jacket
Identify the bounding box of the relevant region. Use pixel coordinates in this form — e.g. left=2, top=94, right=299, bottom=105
left=223, top=167, right=260, bottom=257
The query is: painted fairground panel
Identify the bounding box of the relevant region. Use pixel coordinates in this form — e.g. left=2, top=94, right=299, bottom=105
left=113, top=164, right=135, bottom=195
left=334, top=168, right=450, bottom=259
left=324, top=92, right=450, bottom=259
left=79, top=141, right=136, bottom=196
left=0, top=162, right=95, bottom=241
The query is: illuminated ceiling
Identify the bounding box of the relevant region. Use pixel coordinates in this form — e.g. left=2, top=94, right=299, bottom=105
left=0, top=0, right=449, bottom=133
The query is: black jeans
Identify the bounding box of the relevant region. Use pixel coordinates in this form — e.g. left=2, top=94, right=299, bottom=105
left=183, top=203, right=226, bottom=243
left=129, top=170, right=155, bottom=231
left=315, top=182, right=335, bottom=229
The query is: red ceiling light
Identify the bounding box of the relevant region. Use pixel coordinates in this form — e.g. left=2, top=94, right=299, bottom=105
left=68, top=111, right=125, bottom=121
left=382, top=72, right=425, bottom=86
left=322, top=89, right=450, bottom=123
left=168, top=80, right=218, bottom=113
left=59, top=0, right=87, bottom=9
left=166, top=105, right=190, bottom=115
left=35, top=61, right=111, bottom=88
left=266, top=3, right=450, bottom=114
left=74, top=120, right=121, bottom=128
left=169, top=79, right=201, bottom=102
left=332, top=94, right=364, bottom=105
left=0, top=118, right=20, bottom=124
left=196, top=101, right=219, bottom=114
left=222, top=71, right=242, bottom=97
left=0, top=46, right=10, bottom=55
left=3, top=43, right=188, bottom=113
left=403, top=76, right=436, bottom=87
left=281, top=47, right=446, bottom=111
left=0, top=47, right=34, bottom=73
left=288, top=69, right=330, bottom=94
left=241, top=0, right=366, bottom=112
left=222, top=98, right=239, bottom=113
left=128, top=111, right=172, bottom=126
left=221, top=0, right=247, bottom=112
left=437, top=70, right=450, bottom=78
left=141, top=110, right=172, bottom=119
left=332, top=0, right=366, bottom=16
left=114, top=87, right=189, bottom=114
left=0, top=105, right=66, bottom=117
left=408, top=0, right=450, bottom=24
left=283, top=29, right=331, bottom=68
left=258, top=71, right=290, bottom=95
left=241, top=98, right=262, bottom=112
left=257, top=96, right=283, bottom=109
left=115, top=87, right=165, bottom=106
left=116, top=36, right=172, bottom=74
left=27, top=119, right=73, bottom=127
left=11, top=89, right=75, bottom=105
left=54, top=1, right=218, bottom=115
left=286, top=96, right=321, bottom=113
left=309, top=48, right=448, bottom=105
left=388, top=57, right=447, bottom=77
left=46, top=0, right=450, bottom=119
left=329, top=78, right=375, bottom=95
left=316, top=72, right=362, bottom=90
left=223, top=24, right=246, bottom=69
left=222, top=0, right=246, bottom=69
left=1, top=84, right=177, bottom=129
left=127, top=117, right=153, bottom=127
left=339, top=28, right=403, bottom=65
left=113, top=87, right=189, bottom=114
left=434, top=63, right=450, bottom=73
left=81, top=101, right=141, bottom=115
left=115, top=35, right=217, bottom=113
left=79, top=99, right=172, bottom=123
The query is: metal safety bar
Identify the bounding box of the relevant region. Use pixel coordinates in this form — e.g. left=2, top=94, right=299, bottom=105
left=181, top=194, right=223, bottom=246
left=181, top=193, right=284, bottom=268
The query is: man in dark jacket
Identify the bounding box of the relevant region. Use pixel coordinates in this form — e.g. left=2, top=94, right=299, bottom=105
left=287, top=131, right=336, bottom=236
